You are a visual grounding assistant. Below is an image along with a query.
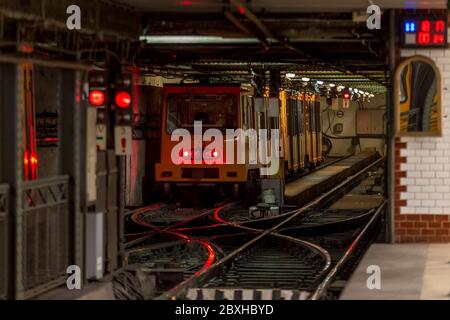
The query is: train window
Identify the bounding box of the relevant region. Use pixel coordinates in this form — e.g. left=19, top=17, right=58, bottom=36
left=315, top=101, right=321, bottom=133
left=254, top=97, right=267, bottom=130
left=292, top=100, right=299, bottom=136
left=166, top=93, right=238, bottom=133
left=241, top=95, right=247, bottom=129
left=298, top=100, right=304, bottom=134
left=268, top=97, right=280, bottom=131
left=289, top=99, right=297, bottom=136
left=309, top=100, right=316, bottom=132
left=248, top=97, right=255, bottom=129
left=258, top=112, right=266, bottom=130
left=286, top=99, right=291, bottom=135
left=395, top=55, right=442, bottom=136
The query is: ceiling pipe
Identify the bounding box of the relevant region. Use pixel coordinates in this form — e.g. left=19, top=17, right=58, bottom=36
left=227, top=0, right=386, bottom=86
left=224, top=9, right=270, bottom=50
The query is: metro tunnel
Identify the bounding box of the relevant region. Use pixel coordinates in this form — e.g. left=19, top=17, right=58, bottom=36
left=0, top=0, right=449, bottom=307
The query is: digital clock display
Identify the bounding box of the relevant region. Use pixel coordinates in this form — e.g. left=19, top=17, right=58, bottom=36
left=402, top=16, right=447, bottom=48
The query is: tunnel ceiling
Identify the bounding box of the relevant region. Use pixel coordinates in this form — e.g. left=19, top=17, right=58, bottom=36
left=117, top=0, right=447, bottom=12
left=118, top=0, right=446, bottom=93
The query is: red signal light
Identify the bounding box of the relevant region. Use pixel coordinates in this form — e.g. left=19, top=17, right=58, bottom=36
left=115, top=91, right=131, bottom=108
left=89, top=90, right=105, bottom=106
left=343, top=88, right=350, bottom=100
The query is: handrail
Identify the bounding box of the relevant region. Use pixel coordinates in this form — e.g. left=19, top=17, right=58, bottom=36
left=22, top=175, right=70, bottom=189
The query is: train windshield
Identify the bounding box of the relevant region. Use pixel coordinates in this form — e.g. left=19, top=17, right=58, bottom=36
left=166, top=94, right=238, bottom=134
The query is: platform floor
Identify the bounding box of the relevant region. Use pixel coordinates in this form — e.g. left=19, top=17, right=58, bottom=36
left=35, top=281, right=115, bottom=300
left=340, top=243, right=450, bottom=300
left=284, top=151, right=379, bottom=203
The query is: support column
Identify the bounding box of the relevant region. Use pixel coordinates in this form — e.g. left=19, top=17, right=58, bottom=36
left=0, top=63, right=21, bottom=299
left=60, top=69, right=84, bottom=273
left=387, top=9, right=396, bottom=243
left=261, top=69, right=284, bottom=206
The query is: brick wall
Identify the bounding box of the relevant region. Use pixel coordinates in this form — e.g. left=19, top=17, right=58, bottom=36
left=394, top=44, right=450, bottom=242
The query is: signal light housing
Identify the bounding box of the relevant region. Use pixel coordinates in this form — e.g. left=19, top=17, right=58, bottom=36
left=88, top=71, right=108, bottom=108
left=343, top=88, right=350, bottom=100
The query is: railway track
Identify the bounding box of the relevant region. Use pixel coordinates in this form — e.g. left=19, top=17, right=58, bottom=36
left=114, top=156, right=385, bottom=300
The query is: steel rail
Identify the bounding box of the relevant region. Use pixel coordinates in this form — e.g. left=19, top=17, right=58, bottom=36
left=308, top=200, right=386, bottom=300
left=156, top=156, right=385, bottom=300
left=214, top=155, right=383, bottom=228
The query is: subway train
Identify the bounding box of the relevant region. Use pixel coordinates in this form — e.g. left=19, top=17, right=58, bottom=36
left=280, top=89, right=323, bottom=176
left=155, top=83, right=323, bottom=197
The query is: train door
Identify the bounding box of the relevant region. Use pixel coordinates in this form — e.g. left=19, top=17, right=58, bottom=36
left=286, top=97, right=293, bottom=173
left=303, top=93, right=312, bottom=167
left=279, top=90, right=291, bottom=172
left=254, top=96, right=268, bottom=166
left=290, top=97, right=299, bottom=171
left=309, top=95, right=318, bottom=165
left=297, top=97, right=305, bottom=170
left=243, top=92, right=257, bottom=171
left=315, top=98, right=323, bottom=162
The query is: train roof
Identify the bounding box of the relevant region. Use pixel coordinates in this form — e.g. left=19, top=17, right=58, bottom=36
left=163, top=83, right=243, bottom=87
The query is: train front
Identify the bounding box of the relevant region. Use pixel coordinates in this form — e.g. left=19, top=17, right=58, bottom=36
left=155, top=84, right=250, bottom=197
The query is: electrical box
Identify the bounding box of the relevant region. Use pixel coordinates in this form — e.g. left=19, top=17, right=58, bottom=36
left=86, top=212, right=104, bottom=280
left=331, top=98, right=339, bottom=110
left=86, top=108, right=97, bottom=202
left=343, top=99, right=350, bottom=109
left=114, top=126, right=133, bottom=156
left=333, top=123, right=344, bottom=135
left=356, top=110, right=384, bottom=135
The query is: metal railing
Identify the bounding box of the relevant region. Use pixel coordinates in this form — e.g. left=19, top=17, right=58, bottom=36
left=21, top=175, right=71, bottom=297
left=0, top=184, right=9, bottom=300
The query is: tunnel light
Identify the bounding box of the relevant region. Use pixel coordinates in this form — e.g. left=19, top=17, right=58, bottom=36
left=329, top=83, right=336, bottom=88
left=301, top=77, right=310, bottom=82
left=316, top=80, right=324, bottom=85
left=286, top=73, right=296, bottom=79
left=139, top=35, right=262, bottom=44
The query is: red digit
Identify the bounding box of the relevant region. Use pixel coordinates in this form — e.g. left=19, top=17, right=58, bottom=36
left=418, top=32, right=430, bottom=44
left=435, top=20, right=445, bottom=32
left=433, top=34, right=444, bottom=44
left=421, top=20, right=431, bottom=32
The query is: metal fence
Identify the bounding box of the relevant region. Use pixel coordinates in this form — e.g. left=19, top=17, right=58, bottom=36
left=21, top=175, right=71, bottom=297
left=0, top=184, right=9, bottom=300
